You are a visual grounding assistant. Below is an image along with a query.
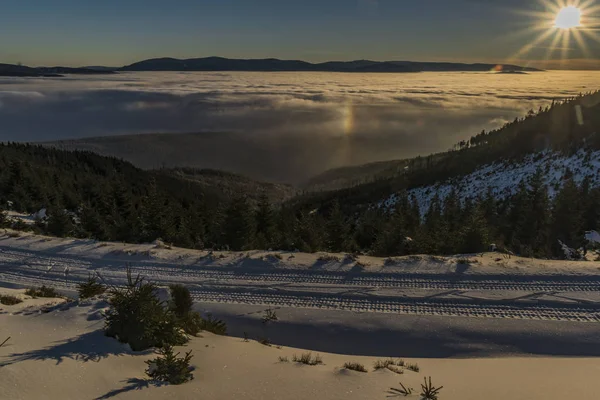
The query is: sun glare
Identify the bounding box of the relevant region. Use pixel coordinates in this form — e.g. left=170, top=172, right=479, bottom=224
left=554, top=6, right=582, bottom=29
left=504, top=0, right=600, bottom=68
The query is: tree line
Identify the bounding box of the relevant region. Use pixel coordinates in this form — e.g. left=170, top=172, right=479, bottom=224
left=0, top=142, right=597, bottom=259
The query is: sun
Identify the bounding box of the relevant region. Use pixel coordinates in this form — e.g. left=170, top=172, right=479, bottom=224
left=554, top=6, right=582, bottom=29
left=502, top=0, right=600, bottom=68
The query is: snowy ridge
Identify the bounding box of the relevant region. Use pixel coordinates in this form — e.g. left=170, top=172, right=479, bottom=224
left=382, top=149, right=600, bottom=214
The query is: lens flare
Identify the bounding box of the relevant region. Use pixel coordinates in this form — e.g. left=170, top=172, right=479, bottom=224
left=342, top=100, right=354, bottom=135
left=504, top=0, right=600, bottom=69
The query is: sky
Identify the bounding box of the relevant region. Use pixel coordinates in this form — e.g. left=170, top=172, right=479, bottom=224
left=1, top=0, right=599, bottom=68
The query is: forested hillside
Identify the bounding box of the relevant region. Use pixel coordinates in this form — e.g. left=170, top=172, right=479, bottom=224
left=165, top=168, right=297, bottom=203
left=304, top=91, right=600, bottom=195
left=0, top=144, right=295, bottom=249
left=1, top=91, right=600, bottom=259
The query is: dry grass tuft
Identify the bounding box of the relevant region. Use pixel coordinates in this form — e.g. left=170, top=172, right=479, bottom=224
left=25, top=286, right=60, bottom=298
left=292, top=352, right=323, bottom=366
left=343, top=362, right=368, bottom=373
left=0, top=295, right=22, bottom=305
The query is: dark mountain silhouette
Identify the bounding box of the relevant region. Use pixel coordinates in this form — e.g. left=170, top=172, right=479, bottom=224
left=0, top=63, right=116, bottom=77
left=0, top=63, right=62, bottom=77
left=82, top=66, right=120, bottom=72
left=37, top=66, right=116, bottom=75
left=121, top=56, right=315, bottom=72
left=1, top=58, right=541, bottom=76
left=121, top=57, right=541, bottom=73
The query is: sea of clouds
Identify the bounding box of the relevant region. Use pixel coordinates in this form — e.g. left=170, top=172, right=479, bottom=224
left=1, top=71, right=598, bottom=182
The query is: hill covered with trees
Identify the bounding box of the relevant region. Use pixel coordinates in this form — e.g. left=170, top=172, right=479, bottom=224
left=1, top=91, right=600, bottom=259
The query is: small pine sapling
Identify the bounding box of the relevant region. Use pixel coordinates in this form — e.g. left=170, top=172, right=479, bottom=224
left=145, top=345, right=194, bottom=385
left=420, top=376, right=443, bottom=400
left=262, top=308, right=278, bottom=324
left=389, top=382, right=414, bottom=397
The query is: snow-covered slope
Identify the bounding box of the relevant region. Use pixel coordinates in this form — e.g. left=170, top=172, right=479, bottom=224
left=382, top=149, right=600, bottom=213
left=3, top=292, right=600, bottom=400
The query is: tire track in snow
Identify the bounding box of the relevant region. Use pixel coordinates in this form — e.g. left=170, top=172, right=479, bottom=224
left=1, top=247, right=600, bottom=322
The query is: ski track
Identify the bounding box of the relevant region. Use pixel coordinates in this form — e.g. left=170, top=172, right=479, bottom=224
left=1, top=247, right=599, bottom=322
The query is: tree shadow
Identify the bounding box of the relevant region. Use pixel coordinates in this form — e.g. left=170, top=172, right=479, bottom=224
left=454, top=263, right=470, bottom=274
left=0, top=329, right=148, bottom=366
left=94, top=378, right=166, bottom=399
left=218, top=309, right=600, bottom=358
left=309, top=260, right=328, bottom=270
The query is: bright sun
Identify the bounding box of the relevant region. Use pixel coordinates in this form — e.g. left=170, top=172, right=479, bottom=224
left=504, top=0, right=600, bottom=68
left=554, top=6, right=582, bottom=29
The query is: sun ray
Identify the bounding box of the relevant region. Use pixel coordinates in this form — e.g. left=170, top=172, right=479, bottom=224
left=496, top=24, right=554, bottom=47
left=507, top=28, right=556, bottom=62
left=544, top=29, right=564, bottom=60
left=571, top=29, right=590, bottom=57
left=580, top=0, right=593, bottom=8
left=560, top=28, right=570, bottom=68
left=580, top=28, right=600, bottom=44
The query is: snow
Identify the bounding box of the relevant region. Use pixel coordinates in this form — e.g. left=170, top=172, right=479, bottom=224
left=1, top=232, right=600, bottom=398
left=2, top=289, right=600, bottom=400
left=154, top=286, right=172, bottom=307
left=31, top=208, right=47, bottom=220
left=558, top=240, right=581, bottom=260
left=382, top=149, right=600, bottom=214
left=5, top=211, right=38, bottom=225
left=585, top=231, right=600, bottom=245
left=1, top=230, right=600, bottom=326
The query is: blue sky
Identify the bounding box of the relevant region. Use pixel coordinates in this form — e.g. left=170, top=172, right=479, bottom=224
left=1, top=0, right=598, bottom=68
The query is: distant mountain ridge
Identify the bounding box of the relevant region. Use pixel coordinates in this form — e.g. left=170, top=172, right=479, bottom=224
left=121, top=57, right=542, bottom=73
left=0, top=63, right=61, bottom=77
left=0, top=63, right=116, bottom=77
left=1, top=58, right=542, bottom=77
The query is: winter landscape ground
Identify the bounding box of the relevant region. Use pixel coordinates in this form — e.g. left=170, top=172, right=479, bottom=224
left=2, top=230, right=600, bottom=399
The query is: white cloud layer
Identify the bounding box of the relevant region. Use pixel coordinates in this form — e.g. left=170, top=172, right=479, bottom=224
left=0, top=71, right=598, bottom=181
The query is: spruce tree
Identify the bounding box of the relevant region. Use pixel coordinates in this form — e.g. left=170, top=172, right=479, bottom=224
left=79, top=203, right=109, bottom=241
left=274, top=207, right=299, bottom=251
left=326, top=200, right=351, bottom=252
left=443, top=189, right=461, bottom=233
left=459, top=205, right=489, bottom=254
left=480, top=189, right=499, bottom=239
left=295, top=211, right=326, bottom=253
left=171, top=214, right=194, bottom=249
left=582, top=182, right=600, bottom=232
left=551, top=178, right=583, bottom=257
left=141, top=179, right=166, bottom=242
left=188, top=210, right=206, bottom=249
left=506, top=182, right=530, bottom=253
left=406, top=195, right=421, bottom=237
left=354, top=208, right=386, bottom=251
left=440, top=191, right=461, bottom=253
left=420, top=195, right=443, bottom=254
left=113, top=182, right=140, bottom=242
left=373, top=206, right=410, bottom=257
left=224, top=196, right=256, bottom=251
left=255, top=193, right=276, bottom=249
left=0, top=204, right=7, bottom=228
left=46, top=206, right=74, bottom=237
left=523, top=170, right=551, bottom=257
